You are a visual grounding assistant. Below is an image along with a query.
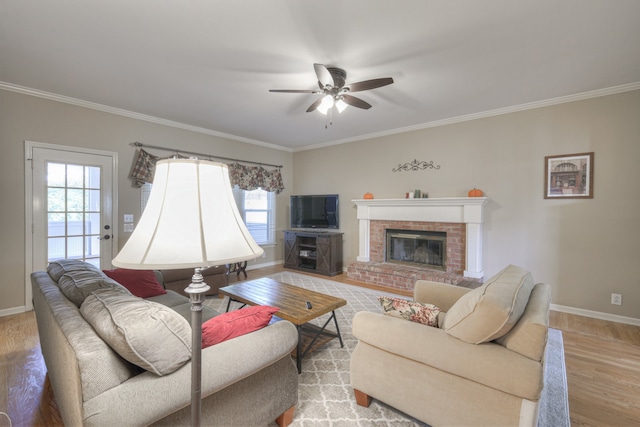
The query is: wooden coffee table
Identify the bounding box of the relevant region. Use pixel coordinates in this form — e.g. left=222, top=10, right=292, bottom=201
left=219, top=277, right=346, bottom=373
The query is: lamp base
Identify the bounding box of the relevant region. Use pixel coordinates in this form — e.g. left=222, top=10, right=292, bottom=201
left=184, top=268, right=211, bottom=427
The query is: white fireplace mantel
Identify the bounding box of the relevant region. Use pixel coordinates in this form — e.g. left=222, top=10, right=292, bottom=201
left=352, top=197, right=488, bottom=279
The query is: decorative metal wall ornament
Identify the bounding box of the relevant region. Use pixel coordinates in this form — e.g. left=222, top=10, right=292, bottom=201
left=392, top=159, right=441, bottom=172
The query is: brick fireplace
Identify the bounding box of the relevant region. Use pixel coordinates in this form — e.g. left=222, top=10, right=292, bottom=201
left=348, top=197, right=487, bottom=292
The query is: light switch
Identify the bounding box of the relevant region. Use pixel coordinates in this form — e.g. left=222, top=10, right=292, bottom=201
left=124, top=214, right=134, bottom=223
left=124, top=223, right=134, bottom=233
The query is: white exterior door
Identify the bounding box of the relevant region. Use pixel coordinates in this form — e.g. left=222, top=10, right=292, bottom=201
left=26, top=141, right=117, bottom=310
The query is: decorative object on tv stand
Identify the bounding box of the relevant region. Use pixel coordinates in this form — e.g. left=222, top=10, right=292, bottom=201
left=392, top=159, right=441, bottom=172
left=468, top=188, right=484, bottom=197
left=112, top=158, right=264, bottom=427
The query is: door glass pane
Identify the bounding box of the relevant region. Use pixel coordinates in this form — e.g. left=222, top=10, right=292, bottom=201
left=47, top=163, right=66, bottom=187
left=67, top=189, right=84, bottom=211
left=67, top=236, right=83, bottom=258
left=85, top=236, right=100, bottom=257
left=48, top=214, right=65, bottom=237
left=86, top=213, right=101, bottom=235
left=48, top=237, right=65, bottom=261
left=86, top=189, right=100, bottom=211
left=86, top=166, right=101, bottom=189
left=67, top=165, right=84, bottom=187
left=48, top=188, right=65, bottom=212
left=46, top=162, right=102, bottom=263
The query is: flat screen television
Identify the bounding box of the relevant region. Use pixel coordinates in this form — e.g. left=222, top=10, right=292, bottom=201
left=290, top=194, right=339, bottom=229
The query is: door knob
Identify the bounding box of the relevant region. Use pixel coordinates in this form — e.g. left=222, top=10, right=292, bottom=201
left=99, top=235, right=111, bottom=240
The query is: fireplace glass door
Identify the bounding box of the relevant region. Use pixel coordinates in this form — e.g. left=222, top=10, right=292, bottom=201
left=386, top=229, right=446, bottom=270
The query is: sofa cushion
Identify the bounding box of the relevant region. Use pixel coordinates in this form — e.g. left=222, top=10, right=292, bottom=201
left=80, top=288, right=192, bottom=376
left=47, top=259, right=102, bottom=282
left=378, top=296, right=440, bottom=327
left=103, top=268, right=167, bottom=298
left=58, top=270, right=130, bottom=307
left=443, top=265, right=535, bottom=344
left=202, top=305, right=279, bottom=348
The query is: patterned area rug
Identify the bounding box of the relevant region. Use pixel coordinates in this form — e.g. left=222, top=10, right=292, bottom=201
left=205, top=271, right=569, bottom=427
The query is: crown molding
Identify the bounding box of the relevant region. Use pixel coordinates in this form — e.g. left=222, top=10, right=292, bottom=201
left=296, top=82, right=640, bottom=152
left=0, top=81, right=293, bottom=153
left=2, top=80, right=638, bottom=154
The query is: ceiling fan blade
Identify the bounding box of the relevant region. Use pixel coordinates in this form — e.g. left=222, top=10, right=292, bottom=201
left=314, top=63, right=334, bottom=88
left=306, top=98, right=323, bottom=113
left=347, top=77, right=394, bottom=92
left=342, top=94, right=372, bottom=109
left=269, top=89, right=317, bottom=93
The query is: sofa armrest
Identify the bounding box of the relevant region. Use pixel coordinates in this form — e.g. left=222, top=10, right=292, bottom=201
left=352, top=311, right=543, bottom=400
left=82, top=320, right=298, bottom=425
left=413, top=280, right=471, bottom=311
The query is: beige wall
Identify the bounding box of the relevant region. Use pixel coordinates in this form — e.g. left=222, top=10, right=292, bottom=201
left=0, top=90, right=293, bottom=313
left=2, top=88, right=639, bottom=320
left=293, top=90, right=640, bottom=319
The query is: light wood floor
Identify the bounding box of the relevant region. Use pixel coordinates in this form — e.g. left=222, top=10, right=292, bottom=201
left=2, top=265, right=639, bottom=426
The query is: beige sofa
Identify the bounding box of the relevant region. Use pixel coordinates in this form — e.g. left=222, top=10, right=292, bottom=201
left=32, top=259, right=298, bottom=426
left=351, top=265, right=551, bottom=427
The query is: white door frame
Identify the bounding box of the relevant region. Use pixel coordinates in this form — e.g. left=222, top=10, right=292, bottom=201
left=24, top=141, right=118, bottom=311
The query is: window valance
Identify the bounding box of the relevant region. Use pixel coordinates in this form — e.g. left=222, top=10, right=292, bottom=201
left=129, top=148, right=284, bottom=194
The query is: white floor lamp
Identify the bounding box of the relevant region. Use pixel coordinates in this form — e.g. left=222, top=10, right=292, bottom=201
left=112, top=158, right=263, bottom=426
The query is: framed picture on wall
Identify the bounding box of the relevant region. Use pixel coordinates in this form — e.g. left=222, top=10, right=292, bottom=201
left=544, top=152, right=594, bottom=199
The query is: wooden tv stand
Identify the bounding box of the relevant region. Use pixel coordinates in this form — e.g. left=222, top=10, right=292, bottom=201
left=284, top=230, right=343, bottom=276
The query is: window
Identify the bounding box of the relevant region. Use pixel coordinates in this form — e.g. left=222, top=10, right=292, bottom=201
left=141, top=184, right=276, bottom=246
left=232, top=186, right=276, bottom=245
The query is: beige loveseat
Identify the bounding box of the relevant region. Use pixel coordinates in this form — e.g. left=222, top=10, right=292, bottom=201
left=351, top=265, right=551, bottom=427
left=32, top=259, right=298, bottom=426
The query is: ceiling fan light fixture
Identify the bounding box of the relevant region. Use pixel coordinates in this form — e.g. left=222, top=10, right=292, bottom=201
left=335, top=98, right=348, bottom=113
left=318, top=94, right=334, bottom=115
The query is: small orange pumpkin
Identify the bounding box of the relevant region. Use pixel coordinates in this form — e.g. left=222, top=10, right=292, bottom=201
left=468, top=188, right=484, bottom=197
left=363, top=192, right=374, bottom=199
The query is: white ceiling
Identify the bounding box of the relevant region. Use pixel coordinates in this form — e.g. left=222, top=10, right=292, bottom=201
left=2, top=1, right=640, bottom=151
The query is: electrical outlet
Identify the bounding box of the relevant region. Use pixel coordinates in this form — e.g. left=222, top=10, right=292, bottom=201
left=124, top=214, right=134, bottom=223
left=611, top=293, right=622, bottom=305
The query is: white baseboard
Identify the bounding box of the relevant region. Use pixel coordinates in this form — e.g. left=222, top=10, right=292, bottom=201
left=0, top=306, right=26, bottom=318
left=551, top=303, right=640, bottom=326
left=247, top=260, right=283, bottom=271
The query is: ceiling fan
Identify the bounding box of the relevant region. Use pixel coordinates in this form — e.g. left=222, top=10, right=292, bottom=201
left=269, top=63, right=394, bottom=115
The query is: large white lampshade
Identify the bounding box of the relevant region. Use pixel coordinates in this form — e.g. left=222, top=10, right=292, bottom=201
left=112, top=158, right=264, bottom=269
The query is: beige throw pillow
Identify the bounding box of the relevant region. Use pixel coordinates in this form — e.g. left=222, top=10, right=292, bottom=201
left=443, top=265, right=535, bottom=344
left=80, top=288, right=192, bottom=376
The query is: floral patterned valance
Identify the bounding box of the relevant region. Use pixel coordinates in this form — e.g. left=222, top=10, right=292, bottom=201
left=129, top=148, right=284, bottom=194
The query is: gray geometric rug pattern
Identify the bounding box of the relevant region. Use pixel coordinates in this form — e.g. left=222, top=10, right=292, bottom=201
left=205, top=271, right=569, bottom=427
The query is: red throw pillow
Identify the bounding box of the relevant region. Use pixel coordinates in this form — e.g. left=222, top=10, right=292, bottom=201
left=102, top=269, right=167, bottom=298
left=202, top=305, right=279, bottom=348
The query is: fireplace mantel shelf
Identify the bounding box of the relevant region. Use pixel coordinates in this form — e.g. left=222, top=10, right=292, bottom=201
left=352, top=197, right=488, bottom=207
left=352, top=197, right=488, bottom=279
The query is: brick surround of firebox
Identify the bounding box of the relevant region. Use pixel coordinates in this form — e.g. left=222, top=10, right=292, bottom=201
left=370, top=220, right=465, bottom=273
left=347, top=220, right=476, bottom=291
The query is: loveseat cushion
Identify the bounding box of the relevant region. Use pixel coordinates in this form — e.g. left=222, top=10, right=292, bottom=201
left=47, top=258, right=102, bottom=282
left=58, top=270, right=130, bottom=307
left=443, top=265, right=535, bottom=344
left=80, top=288, right=192, bottom=376
left=378, top=296, right=440, bottom=327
